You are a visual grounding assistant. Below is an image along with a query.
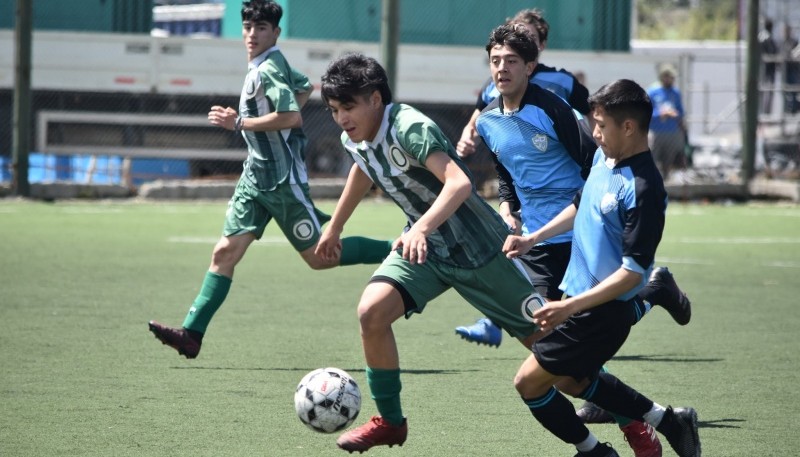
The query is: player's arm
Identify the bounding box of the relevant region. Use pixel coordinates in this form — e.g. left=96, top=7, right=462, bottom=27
left=568, top=75, right=591, bottom=116
left=491, top=153, right=522, bottom=234
left=316, top=163, right=375, bottom=261
left=503, top=200, right=577, bottom=258
left=396, top=151, right=472, bottom=264
left=456, top=109, right=481, bottom=158
left=295, top=86, right=312, bottom=109
left=547, top=96, right=596, bottom=180
left=208, top=106, right=302, bottom=131
left=531, top=268, right=642, bottom=332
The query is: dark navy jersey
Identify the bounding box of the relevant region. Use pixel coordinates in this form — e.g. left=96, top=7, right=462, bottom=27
left=560, top=149, right=668, bottom=300
left=475, top=83, right=596, bottom=244
left=477, top=63, right=590, bottom=115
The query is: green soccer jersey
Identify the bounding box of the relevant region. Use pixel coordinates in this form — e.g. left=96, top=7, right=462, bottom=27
left=238, top=46, right=312, bottom=191
left=341, top=103, right=512, bottom=269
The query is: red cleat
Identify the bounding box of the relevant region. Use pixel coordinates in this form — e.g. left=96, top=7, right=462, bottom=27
left=622, top=420, right=663, bottom=457
left=148, top=320, right=201, bottom=359
left=336, top=416, right=407, bottom=453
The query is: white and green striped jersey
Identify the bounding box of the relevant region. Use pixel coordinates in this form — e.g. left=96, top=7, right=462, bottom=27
left=238, top=46, right=311, bottom=191
left=341, top=103, right=513, bottom=269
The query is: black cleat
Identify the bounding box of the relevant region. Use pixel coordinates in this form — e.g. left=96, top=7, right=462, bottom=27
left=644, top=267, right=692, bottom=325
left=574, top=442, right=619, bottom=457
left=148, top=320, right=201, bottom=359
left=576, top=401, right=615, bottom=424
left=656, top=406, right=701, bottom=457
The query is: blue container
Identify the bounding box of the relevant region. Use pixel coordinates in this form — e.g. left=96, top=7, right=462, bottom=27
left=72, top=155, right=123, bottom=185
left=130, top=158, right=190, bottom=185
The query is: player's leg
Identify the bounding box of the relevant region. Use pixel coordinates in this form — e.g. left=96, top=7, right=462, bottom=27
left=148, top=181, right=264, bottom=358
left=577, top=372, right=700, bottom=457
left=337, top=252, right=447, bottom=452
left=516, top=355, right=619, bottom=456
left=455, top=243, right=569, bottom=347
left=637, top=266, right=692, bottom=325
left=271, top=181, right=391, bottom=270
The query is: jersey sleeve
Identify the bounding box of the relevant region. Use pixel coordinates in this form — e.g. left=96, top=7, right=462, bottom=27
left=492, top=152, right=520, bottom=211
left=541, top=90, right=596, bottom=180
left=567, top=74, right=591, bottom=115
left=289, top=66, right=312, bottom=94
left=621, top=175, right=666, bottom=273
left=397, top=117, right=451, bottom=165
left=259, top=60, right=301, bottom=113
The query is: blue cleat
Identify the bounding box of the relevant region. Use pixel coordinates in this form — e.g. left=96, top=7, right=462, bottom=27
left=455, top=318, right=502, bottom=347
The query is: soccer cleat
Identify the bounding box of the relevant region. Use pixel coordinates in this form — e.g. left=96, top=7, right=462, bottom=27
left=454, top=318, right=502, bottom=347
left=622, top=421, right=663, bottom=457
left=148, top=320, right=201, bottom=359
left=655, top=406, right=701, bottom=457
left=646, top=267, right=692, bottom=325
left=336, top=416, right=408, bottom=453
left=574, top=442, right=619, bottom=457
left=576, top=401, right=615, bottom=424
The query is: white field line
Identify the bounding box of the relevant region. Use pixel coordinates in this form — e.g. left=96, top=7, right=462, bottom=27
left=167, top=236, right=289, bottom=245
left=671, top=237, right=800, bottom=244
left=658, top=256, right=800, bottom=268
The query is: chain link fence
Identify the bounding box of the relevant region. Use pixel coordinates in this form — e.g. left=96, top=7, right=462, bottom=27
left=3, top=0, right=799, bottom=197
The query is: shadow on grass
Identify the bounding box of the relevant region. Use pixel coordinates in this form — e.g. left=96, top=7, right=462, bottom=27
left=171, top=366, right=477, bottom=375
left=612, top=354, right=724, bottom=363
left=698, top=418, right=744, bottom=429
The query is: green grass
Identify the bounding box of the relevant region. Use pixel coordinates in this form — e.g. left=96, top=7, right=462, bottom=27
left=1, top=199, right=798, bottom=456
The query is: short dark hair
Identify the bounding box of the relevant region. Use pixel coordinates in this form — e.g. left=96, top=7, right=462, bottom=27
left=509, top=8, right=548, bottom=43
left=320, top=53, right=393, bottom=105
left=485, top=23, right=539, bottom=63
left=242, top=0, right=282, bottom=29
left=588, top=79, right=652, bottom=132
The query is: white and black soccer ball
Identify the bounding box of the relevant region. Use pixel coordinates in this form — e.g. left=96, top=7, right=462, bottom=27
left=294, top=367, right=361, bottom=433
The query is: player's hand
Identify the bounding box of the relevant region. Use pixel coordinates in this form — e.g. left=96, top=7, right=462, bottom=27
left=393, top=227, right=428, bottom=264
left=456, top=136, right=476, bottom=158
left=531, top=299, right=574, bottom=333
left=503, top=234, right=535, bottom=258
left=456, top=127, right=478, bottom=158
left=315, top=228, right=343, bottom=263
left=208, top=106, right=238, bottom=130
left=501, top=212, right=522, bottom=235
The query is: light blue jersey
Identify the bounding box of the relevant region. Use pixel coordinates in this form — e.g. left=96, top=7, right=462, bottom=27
left=476, top=83, right=595, bottom=244
left=561, top=149, right=668, bottom=300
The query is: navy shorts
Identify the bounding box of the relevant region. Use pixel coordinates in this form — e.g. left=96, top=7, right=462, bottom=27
left=518, top=242, right=571, bottom=300
left=533, top=299, right=637, bottom=381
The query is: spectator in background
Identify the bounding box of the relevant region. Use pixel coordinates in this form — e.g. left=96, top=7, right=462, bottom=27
left=647, top=63, right=686, bottom=182
left=759, top=18, right=779, bottom=115
left=782, top=23, right=800, bottom=114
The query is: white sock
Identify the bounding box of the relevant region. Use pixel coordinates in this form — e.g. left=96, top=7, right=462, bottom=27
left=643, top=402, right=667, bottom=427
left=575, top=433, right=599, bottom=452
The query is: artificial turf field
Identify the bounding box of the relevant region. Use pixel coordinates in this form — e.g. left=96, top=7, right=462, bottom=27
left=1, top=198, right=798, bottom=456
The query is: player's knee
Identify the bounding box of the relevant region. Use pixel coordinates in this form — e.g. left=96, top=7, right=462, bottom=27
left=300, top=248, right=337, bottom=270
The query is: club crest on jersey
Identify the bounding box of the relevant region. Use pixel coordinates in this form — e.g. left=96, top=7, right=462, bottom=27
left=521, top=293, right=545, bottom=323
left=531, top=134, right=548, bottom=152
left=388, top=146, right=410, bottom=171
left=246, top=78, right=256, bottom=97
left=293, top=219, right=315, bottom=241
left=600, top=193, right=619, bottom=214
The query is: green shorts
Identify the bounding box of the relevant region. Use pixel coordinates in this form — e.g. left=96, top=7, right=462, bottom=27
left=371, top=251, right=542, bottom=340
left=223, top=178, right=331, bottom=252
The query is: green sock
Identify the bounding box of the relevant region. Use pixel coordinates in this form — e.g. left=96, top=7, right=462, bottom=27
left=366, top=367, right=404, bottom=425
left=599, top=365, right=634, bottom=427
left=339, top=237, right=392, bottom=266
left=182, top=271, right=232, bottom=333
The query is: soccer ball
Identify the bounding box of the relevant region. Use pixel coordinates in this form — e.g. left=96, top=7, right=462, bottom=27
left=294, top=367, right=361, bottom=433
